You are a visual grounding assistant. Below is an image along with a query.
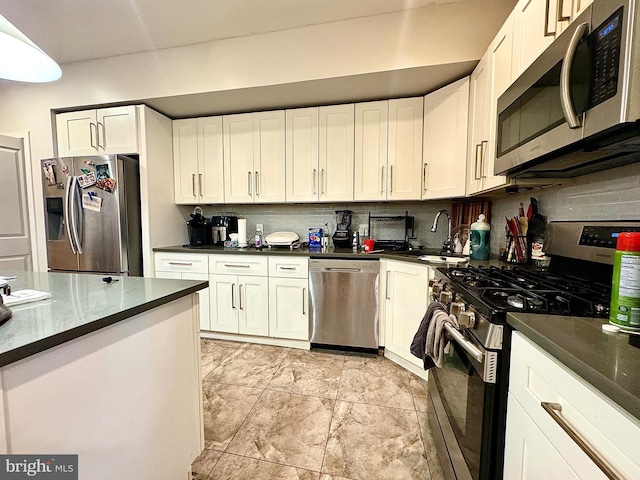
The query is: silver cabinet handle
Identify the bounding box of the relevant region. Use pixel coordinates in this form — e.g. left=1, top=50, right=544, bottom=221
left=480, top=140, right=488, bottom=179
left=192, top=174, right=196, bottom=197
left=544, top=0, right=557, bottom=37
left=168, top=261, right=193, bottom=266
left=558, top=0, right=571, bottom=21
left=443, top=322, right=484, bottom=363
left=560, top=22, right=588, bottom=129
left=541, top=402, right=623, bottom=480
left=255, top=171, right=259, bottom=197
left=423, top=163, right=428, bottom=192
left=385, top=270, right=390, bottom=300
left=199, top=174, right=203, bottom=196
left=302, top=287, right=306, bottom=315
left=224, top=264, right=250, bottom=268
left=474, top=144, right=482, bottom=180
left=313, top=168, right=317, bottom=195
left=248, top=171, right=252, bottom=195
left=321, top=168, right=326, bottom=196
left=97, top=122, right=105, bottom=149
left=380, top=166, right=385, bottom=195
left=390, top=165, right=394, bottom=194
left=89, top=123, right=98, bottom=151
left=279, top=266, right=297, bottom=271
left=231, top=283, right=236, bottom=309
left=239, top=284, right=244, bottom=310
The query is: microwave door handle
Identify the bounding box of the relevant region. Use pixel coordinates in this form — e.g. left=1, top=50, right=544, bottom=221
left=64, top=176, right=77, bottom=254
left=560, top=22, right=589, bottom=129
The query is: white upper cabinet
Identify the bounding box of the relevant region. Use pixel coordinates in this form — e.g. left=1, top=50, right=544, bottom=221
left=318, top=104, right=355, bottom=202
left=466, top=53, right=491, bottom=195
left=286, top=107, right=319, bottom=202
left=354, top=101, right=388, bottom=201
left=56, top=106, right=138, bottom=157
left=422, top=77, right=470, bottom=199
left=173, top=117, right=224, bottom=204
left=224, top=111, right=285, bottom=204
left=387, top=97, right=423, bottom=200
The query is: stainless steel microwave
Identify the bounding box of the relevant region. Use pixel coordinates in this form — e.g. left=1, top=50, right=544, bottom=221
left=495, top=0, right=640, bottom=178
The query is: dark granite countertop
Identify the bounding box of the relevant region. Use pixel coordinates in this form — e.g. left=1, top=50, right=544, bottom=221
left=507, top=313, right=640, bottom=421
left=0, top=271, right=207, bottom=367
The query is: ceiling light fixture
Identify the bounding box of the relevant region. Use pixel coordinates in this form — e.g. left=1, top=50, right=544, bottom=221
left=0, top=13, right=61, bottom=83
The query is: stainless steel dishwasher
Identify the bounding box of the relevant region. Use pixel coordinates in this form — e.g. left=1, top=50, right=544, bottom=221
left=309, top=258, right=379, bottom=350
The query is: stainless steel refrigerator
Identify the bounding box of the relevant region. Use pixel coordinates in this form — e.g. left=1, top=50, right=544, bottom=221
left=41, top=155, right=142, bottom=276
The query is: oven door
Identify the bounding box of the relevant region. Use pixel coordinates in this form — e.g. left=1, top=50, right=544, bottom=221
left=428, top=331, right=502, bottom=480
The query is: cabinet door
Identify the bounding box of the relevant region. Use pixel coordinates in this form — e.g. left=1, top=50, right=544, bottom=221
left=483, top=14, right=513, bottom=192
left=209, top=274, right=238, bottom=333
left=269, top=277, right=309, bottom=340
left=354, top=101, right=388, bottom=201
left=422, top=77, right=469, bottom=199
left=387, top=98, right=423, bottom=200
left=223, top=113, right=254, bottom=203
left=466, top=54, right=490, bottom=195
left=198, top=116, right=224, bottom=204
left=237, top=275, right=269, bottom=337
left=253, top=111, right=286, bottom=203
left=285, top=107, right=319, bottom=202
left=504, top=394, right=583, bottom=480
left=384, top=261, right=431, bottom=367
left=97, top=106, right=139, bottom=154
left=319, top=104, right=355, bottom=202
left=572, top=0, right=593, bottom=18
left=512, top=0, right=556, bottom=78
left=173, top=119, right=199, bottom=204
left=56, top=110, right=99, bottom=157
left=182, top=272, right=211, bottom=332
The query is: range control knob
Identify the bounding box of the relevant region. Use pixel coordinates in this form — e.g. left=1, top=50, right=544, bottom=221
left=439, top=291, right=453, bottom=304
left=458, top=311, right=476, bottom=329
left=432, top=284, right=443, bottom=295
left=450, top=302, right=465, bottom=316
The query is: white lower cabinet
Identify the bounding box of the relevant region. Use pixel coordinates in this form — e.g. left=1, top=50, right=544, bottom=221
left=209, top=274, right=269, bottom=336
left=269, top=277, right=309, bottom=340
left=504, top=331, right=640, bottom=480
left=382, top=260, right=431, bottom=369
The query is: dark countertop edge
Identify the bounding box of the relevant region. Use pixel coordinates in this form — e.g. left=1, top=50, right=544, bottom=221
left=507, top=314, right=640, bottom=421
left=0, top=281, right=208, bottom=368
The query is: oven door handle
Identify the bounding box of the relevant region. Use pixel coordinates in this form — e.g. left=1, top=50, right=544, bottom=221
left=444, top=322, right=484, bottom=363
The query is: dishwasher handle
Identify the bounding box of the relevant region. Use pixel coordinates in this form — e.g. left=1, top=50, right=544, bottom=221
left=319, top=267, right=362, bottom=273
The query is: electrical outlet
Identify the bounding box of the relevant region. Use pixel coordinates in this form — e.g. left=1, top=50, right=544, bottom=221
left=256, top=223, right=263, bottom=232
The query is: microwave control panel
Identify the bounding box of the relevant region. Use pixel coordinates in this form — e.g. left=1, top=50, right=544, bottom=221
left=590, top=7, right=623, bottom=108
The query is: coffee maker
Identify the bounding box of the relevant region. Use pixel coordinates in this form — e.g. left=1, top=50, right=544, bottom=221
left=187, top=207, right=209, bottom=247
left=332, top=210, right=352, bottom=248
left=209, top=215, right=238, bottom=246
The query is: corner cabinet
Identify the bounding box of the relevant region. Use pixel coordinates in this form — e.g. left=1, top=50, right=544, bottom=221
left=387, top=98, right=424, bottom=200
left=422, top=77, right=469, bottom=199
left=354, top=101, right=389, bottom=201
left=504, top=332, right=640, bottom=480
left=56, top=106, right=139, bottom=157
left=381, top=260, right=432, bottom=373
left=173, top=116, right=224, bottom=204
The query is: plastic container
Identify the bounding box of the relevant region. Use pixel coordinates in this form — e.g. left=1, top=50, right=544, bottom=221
left=609, top=232, right=640, bottom=330
left=469, top=214, right=491, bottom=260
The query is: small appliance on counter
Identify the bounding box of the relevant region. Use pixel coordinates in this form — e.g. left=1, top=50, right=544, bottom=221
left=332, top=210, right=352, bottom=248
left=187, top=207, right=209, bottom=247
left=209, top=215, right=238, bottom=246
left=265, top=231, right=300, bottom=250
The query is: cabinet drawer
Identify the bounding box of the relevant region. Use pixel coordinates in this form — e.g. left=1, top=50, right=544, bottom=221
left=154, top=253, right=208, bottom=274
left=509, top=332, right=640, bottom=479
left=268, top=256, right=308, bottom=278
left=209, top=254, right=268, bottom=276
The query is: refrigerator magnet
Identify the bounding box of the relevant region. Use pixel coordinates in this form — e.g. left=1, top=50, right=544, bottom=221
left=43, top=163, right=56, bottom=186
left=83, top=159, right=95, bottom=167
left=77, top=172, right=96, bottom=188
left=61, top=162, right=69, bottom=174
left=96, top=164, right=111, bottom=180
left=82, top=193, right=102, bottom=212
left=96, top=177, right=116, bottom=193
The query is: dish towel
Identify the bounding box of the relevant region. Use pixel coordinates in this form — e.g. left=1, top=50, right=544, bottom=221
left=411, top=301, right=457, bottom=370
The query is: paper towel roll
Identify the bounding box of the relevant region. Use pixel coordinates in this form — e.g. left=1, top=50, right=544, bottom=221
left=237, top=219, right=248, bottom=247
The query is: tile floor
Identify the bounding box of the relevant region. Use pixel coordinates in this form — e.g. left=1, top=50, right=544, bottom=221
left=193, top=339, right=445, bottom=480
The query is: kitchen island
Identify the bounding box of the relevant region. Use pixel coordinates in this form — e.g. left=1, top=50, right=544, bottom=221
left=0, top=271, right=207, bottom=480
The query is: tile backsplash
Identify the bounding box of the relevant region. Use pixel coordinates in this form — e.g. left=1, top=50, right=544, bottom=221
left=179, top=201, right=452, bottom=250
left=491, top=163, right=640, bottom=255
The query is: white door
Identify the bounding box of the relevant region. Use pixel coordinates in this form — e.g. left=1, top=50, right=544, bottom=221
left=198, top=116, right=225, bottom=204
left=223, top=113, right=254, bottom=203
left=387, top=98, right=423, bottom=200
left=285, top=107, right=319, bottom=202
left=512, top=0, right=556, bottom=77
left=422, top=77, right=469, bottom=199
left=97, top=106, right=139, bottom=154
left=237, top=275, right=269, bottom=337
left=253, top=111, right=286, bottom=203
left=354, top=101, right=388, bottom=201
left=56, top=110, right=98, bottom=156
left=466, top=53, right=491, bottom=195
left=173, top=119, right=199, bottom=203
left=319, top=104, right=354, bottom=202
left=0, top=135, right=32, bottom=271
left=269, top=277, right=309, bottom=340
left=209, top=274, right=238, bottom=333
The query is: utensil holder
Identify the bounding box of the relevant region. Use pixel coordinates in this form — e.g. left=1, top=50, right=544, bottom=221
left=504, top=234, right=528, bottom=263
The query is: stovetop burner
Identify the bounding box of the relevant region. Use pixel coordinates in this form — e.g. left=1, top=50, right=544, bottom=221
left=444, top=265, right=611, bottom=318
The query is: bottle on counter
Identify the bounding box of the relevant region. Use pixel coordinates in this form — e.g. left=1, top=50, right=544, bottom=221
left=469, top=214, right=491, bottom=260
left=609, top=232, right=640, bottom=330
left=254, top=224, right=263, bottom=249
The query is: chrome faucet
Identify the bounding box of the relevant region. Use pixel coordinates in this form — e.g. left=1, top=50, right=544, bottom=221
left=431, top=209, right=452, bottom=254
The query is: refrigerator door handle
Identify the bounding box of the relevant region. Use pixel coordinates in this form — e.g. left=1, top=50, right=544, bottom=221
left=64, top=176, right=77, bottom=254
left=69, top=176, right=84, bottom=254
